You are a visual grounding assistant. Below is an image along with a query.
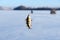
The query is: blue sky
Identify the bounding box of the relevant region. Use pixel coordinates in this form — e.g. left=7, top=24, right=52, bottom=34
left=0, top=0, right=60, bottom=7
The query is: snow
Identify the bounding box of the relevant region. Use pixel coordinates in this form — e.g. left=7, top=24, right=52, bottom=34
left=0, top=10, right=60, bottom=40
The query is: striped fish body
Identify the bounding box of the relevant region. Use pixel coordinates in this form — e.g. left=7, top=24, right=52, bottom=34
left=26, top=15, right=32, bottom=29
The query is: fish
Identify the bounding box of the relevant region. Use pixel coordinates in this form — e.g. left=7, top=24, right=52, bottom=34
left=26, top=14, right=32, bottom=29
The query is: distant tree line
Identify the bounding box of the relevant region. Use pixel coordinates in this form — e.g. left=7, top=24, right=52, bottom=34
left=0, top=5, right=60, bottom=10
left=13, top=5, right=60, bottom=10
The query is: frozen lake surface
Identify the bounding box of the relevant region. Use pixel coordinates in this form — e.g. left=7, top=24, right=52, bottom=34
left=0, top=10, right=60, bottom=40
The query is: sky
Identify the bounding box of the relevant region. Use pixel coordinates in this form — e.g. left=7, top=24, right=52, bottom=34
left=0, top=0, right=60, bottom=7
